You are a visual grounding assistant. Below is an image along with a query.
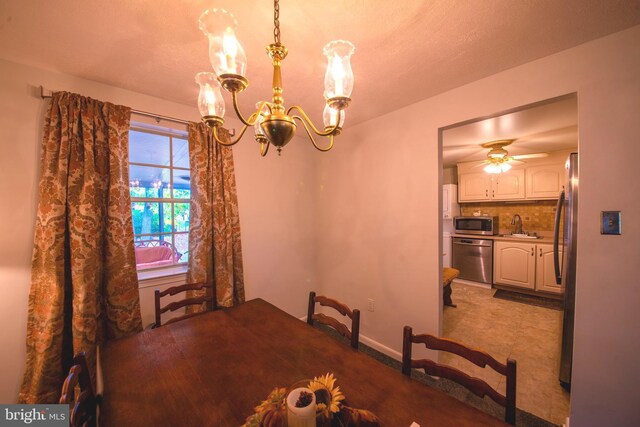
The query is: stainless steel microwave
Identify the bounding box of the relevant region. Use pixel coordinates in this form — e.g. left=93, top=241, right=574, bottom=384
left=454, top=216, right=499, bottom=235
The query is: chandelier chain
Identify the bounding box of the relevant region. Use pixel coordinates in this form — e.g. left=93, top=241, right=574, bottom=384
left=273, top=0, right=281, bottom=45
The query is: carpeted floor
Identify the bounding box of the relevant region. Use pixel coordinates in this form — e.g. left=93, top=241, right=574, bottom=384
left=315, top=324, right=559, bottom=427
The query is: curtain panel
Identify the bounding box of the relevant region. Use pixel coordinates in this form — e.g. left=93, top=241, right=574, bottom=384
left=186, top=123, right=245, bottom=309
left=19, top=92, right=142, bottom=404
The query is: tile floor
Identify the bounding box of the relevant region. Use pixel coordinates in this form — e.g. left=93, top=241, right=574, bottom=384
left=443, top=282, right=570, bottom=426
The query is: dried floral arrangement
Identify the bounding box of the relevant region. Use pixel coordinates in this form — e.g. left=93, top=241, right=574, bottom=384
left=243, top=373, right=380, bottom=427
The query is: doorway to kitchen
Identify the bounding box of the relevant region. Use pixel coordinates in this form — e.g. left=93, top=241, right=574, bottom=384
left=439, top=94, right=577, bottom=425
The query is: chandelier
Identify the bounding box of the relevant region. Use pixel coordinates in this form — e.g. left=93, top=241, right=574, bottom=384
left=195, top=0, right=355, bottom=156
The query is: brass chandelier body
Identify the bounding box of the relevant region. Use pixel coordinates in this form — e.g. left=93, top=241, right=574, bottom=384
left=196, top=0, right=354, bottom=156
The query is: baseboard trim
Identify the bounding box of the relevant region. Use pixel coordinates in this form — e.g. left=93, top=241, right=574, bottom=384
left=452, top=278, right=492, bottom=289
left=359, top=335, right=402, bottom=361
left=300, top=315, right=402, bottom=362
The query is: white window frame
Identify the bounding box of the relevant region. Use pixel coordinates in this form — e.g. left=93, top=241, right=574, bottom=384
left=129, top=123, right=190, bottom=285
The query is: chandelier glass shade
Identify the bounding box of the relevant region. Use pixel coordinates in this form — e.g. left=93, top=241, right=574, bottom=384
left=195, top=0, right=355, bottom=156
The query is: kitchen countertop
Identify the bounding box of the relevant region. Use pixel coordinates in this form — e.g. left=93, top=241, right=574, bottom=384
left=452, top=233, right=552, bottom=242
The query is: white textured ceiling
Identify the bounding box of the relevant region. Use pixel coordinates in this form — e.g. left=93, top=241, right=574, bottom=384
left=1, top=0, right=639, bottom=131
left=442, top=95, right=578, bottom=167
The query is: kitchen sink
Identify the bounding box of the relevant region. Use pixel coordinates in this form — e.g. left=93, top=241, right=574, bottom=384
left=500, top=233, right=541, bottom=239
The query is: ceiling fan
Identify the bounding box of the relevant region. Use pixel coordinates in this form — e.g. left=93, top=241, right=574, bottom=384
left=478, top=139, right=548, bottom=173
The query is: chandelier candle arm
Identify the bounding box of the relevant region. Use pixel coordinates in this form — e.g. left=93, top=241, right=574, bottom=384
left=211, top=122, right=253, bottom=146
left=292, top=116, right=336, bottom=152
left=230, top=93, right=272, bottom=127
left=259, top=141, right=270, bottom=157
left=287, top=105, right=340, bottom=137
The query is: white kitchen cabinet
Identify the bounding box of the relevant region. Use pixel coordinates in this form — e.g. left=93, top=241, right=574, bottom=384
left=493, top=169, right=525, bottom=200
left=526, top=164, right=565, bottom=199
left=442, top=184, right=460, bottom=219
left=535, top=243, right=563, bottom=294
left=458, top=169, right=525, bottom=202
left=494, top=241, right=536, bottom=289
left=458, top=172, right=492, bottom=201
left=494, top=241, right=565, bottom=294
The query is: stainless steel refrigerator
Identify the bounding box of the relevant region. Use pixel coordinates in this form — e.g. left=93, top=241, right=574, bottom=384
left=554, top=152, right=578, bottom=390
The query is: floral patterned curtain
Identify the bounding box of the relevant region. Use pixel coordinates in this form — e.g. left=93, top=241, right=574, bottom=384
left=186, top=123, right=245, bottom=309
left=18, top=92, right=142, bottom=404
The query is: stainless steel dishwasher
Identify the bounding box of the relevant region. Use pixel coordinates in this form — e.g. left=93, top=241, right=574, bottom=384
left=451, top=237, right=494, bottom=285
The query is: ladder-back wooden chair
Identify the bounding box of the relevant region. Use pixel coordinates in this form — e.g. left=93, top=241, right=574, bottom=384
left=402, top=326, right=517, bottom=425
left=307, top=291, right=360, bottom=349
left=59, top=352, right=97, bottom=427
left=154, top=282, right=215, bottom=328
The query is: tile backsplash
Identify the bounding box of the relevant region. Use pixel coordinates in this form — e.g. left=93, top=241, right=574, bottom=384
left=460, top=201, right=560, bottom=234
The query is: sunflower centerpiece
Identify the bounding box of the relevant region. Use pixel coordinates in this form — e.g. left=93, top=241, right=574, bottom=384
left=243, top=373, right=380, bottom=427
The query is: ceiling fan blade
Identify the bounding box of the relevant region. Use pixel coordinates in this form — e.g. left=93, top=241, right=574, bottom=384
left=472, top=160, right=490, bottom=169
left=512, top=152, right=549, bottom=160
left=507, top=159, right=524, bottom=165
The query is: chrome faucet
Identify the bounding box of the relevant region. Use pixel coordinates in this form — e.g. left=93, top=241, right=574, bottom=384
left=511, top=214, right=523, bottom=235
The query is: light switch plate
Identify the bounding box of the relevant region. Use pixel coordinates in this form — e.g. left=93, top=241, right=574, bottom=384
left=601, top=211, right=621, bottom=235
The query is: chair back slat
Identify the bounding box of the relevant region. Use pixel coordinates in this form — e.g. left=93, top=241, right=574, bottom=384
left=411, top=358, right=506, bottom=406
left=410, top=333, right=507, bottom=375
left=154, top=282, right=214, bottom=328
left=314, top=295, right=354, bottom=318
left=312, top=313, right=353, bottom=340
left=402, top=326, right=517, bottom=425
left=157, top=282, right=212, bottom=298
left=59, top=365, right=81, bottom=404
left=307, top=291, right=360, bottom=349
left=59, top=352, right=96, bottom=427
left=159, top=296, right=210, bottom=314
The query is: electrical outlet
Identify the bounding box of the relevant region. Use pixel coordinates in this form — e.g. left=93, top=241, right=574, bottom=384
left=367, top=298, right=375, bottom=312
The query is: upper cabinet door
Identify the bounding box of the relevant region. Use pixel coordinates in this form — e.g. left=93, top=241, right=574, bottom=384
left=526, top=164, right=565, bottom=199
left=458, top=172, right=491, bottom=202
left=493, top=169, right=525, bottom=200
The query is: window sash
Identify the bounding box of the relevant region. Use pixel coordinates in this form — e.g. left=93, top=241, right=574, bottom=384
left=129, top=126, right=191, bottom=273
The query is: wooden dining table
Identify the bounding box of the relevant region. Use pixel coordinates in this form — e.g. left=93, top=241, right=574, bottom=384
left=101, top=298, right=507, bottom=426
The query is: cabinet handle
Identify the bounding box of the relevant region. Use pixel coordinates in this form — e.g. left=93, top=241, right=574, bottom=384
left=531, top=247, right=534, bottom=256
left=485, top=189, right=488, bottom=197
left=492, top=190, right=495, bottom=197
left=539, top=248, right=542, bottom=257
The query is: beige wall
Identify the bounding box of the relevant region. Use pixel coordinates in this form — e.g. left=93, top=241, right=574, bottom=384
left=442, top=167, right=457, bottom=185
left=0, top=58, right=318, bottom=402
left=316, top=26, right=640, bottom=426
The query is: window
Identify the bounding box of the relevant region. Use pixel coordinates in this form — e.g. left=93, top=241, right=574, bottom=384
left=129, top=126, right=190, bottom=271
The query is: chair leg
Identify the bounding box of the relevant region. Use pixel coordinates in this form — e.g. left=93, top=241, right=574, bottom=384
left=505, top=359, right=517, bottom=425
left=402, top=326, right=413, bottom=376
left=443, top=283, right=456, bottom=308
left=350, top=309, right=360, bottom=349
left=307, top=291, right=316, bottom=326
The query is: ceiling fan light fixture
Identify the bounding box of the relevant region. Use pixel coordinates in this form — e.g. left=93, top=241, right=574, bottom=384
left=487, top=147, right=508, bottom=159
left=483, top=158, right=512, bottom=174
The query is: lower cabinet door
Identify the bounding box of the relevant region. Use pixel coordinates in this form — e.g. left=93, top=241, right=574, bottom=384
left=535, top=243, right=564, bottom=294
left=494, top=241, right=536, bottom=289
